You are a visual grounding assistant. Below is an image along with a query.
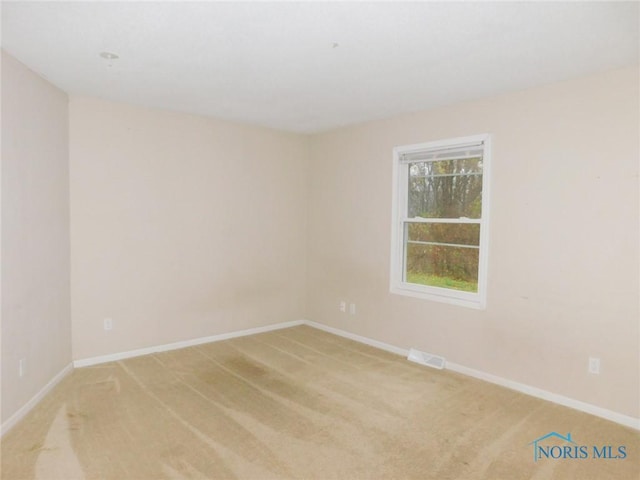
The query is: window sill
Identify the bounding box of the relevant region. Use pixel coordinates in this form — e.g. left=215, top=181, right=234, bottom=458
left=390, top=284, right=486, bottom=310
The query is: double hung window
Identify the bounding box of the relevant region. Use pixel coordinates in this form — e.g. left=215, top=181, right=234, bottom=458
left=390, top=134, right=490, bottom=308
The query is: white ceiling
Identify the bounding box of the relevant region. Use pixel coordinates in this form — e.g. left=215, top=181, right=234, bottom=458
left=2, top=1, right=638, bottom=133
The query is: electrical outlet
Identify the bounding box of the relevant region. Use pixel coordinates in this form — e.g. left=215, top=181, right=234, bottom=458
left=349, top=303, right=356, bottom=315
left=19, top=358, right=26, bottom=378
left=588, top=357, right=600, bottom=374
left=339, top=301, right=346, bottom=313
left=104, top=318, right=113, bottom=331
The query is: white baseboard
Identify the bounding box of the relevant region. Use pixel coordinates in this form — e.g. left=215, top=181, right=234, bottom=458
left=1, top=362, right=73, bottom=437
left=302, top=320, right=640, bottom=431
left=445, top=361, right=640, bottom=430
left=5, top=319, right=638, bottom=437
left=305, top=320, right=410, bottom=357
left=73, top=320, right=305, bottom=368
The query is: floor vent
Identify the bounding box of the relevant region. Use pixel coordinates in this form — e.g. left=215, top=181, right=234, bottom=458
left=407, top=348, right=446, bottom=370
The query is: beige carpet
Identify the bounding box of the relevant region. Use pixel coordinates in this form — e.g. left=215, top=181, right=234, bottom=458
left=1, top=325, right=638, bottom=479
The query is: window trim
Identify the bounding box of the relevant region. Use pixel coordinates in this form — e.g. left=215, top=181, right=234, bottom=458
left=390, top=134, right=491, bottom=309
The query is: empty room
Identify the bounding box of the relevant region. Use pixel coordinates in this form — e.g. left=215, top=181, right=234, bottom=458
left=1, top=1, right=639, bottom=479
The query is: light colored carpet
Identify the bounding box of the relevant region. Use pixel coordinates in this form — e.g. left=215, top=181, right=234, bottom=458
left=1, top=325, right=638, bottom=479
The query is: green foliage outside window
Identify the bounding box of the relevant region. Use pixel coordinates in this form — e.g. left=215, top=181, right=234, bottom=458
left=406, top=158, right=483, bottom=292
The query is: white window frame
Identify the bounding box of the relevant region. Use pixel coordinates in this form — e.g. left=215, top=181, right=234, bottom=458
left=390, top=134, right=491, bottom=309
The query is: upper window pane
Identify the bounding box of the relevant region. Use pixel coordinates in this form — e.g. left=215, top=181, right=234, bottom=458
left=407, top=158, right=483, bottom=219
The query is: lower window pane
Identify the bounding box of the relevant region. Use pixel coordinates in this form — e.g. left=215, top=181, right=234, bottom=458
left=405, top=243, right=479, bottom=292
left=407, top=222, right=480, bottom=246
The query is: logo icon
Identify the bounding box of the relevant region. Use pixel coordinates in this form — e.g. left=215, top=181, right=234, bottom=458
left=528, top=432, right=627, bottom=461
left=528, top=432, right=577, bottom=462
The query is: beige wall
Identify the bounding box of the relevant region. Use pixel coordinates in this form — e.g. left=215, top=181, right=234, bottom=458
left=69, top=98, right=308, bottom=360
left=1, top=51, right=71, bottom=423
left=307, top=67, right=640, bottom=418
left=2, top=54, right=638, bottom=424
